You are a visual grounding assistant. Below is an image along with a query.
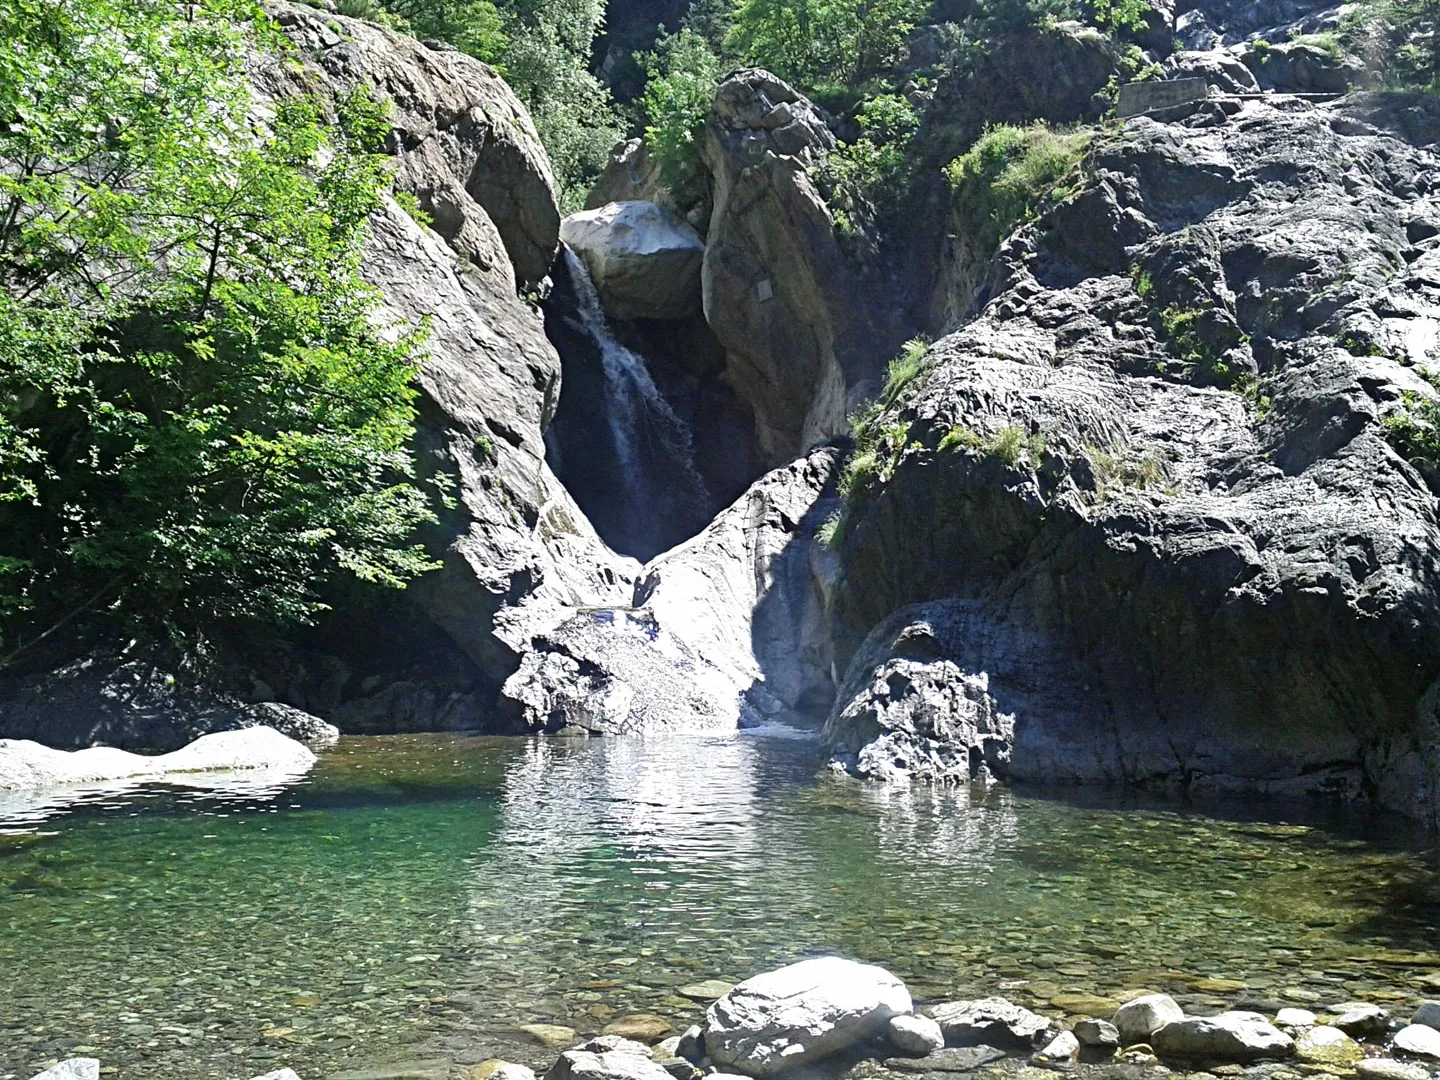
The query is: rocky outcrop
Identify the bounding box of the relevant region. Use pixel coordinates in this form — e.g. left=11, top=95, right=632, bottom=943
left=702, top=958, right=912, bottom=1076
left=255, top=2, right=638, bottom=689
left=828, top=92, right=1440, bottom=825
left=0, top=655, right=338, bottom=752
left=0, top=726, right=316, bottom=792
left=702, top=70, right=872, bottom=464
left=499, top=446, right=842, bottom=732
left=560, top=202, right=706, bottom=321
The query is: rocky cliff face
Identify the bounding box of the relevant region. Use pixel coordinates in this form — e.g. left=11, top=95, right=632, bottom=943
left=826, top=92, right=1440, bottom=826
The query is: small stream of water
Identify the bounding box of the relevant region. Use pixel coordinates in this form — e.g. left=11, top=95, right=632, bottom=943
left=2, top=733, right=1439, bottom=1080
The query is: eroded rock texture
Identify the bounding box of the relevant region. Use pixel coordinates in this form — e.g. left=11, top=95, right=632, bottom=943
left=829, top=94, right=1440, bottom=824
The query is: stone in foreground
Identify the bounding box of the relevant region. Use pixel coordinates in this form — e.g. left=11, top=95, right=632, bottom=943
left=1113, top=995, right=1184, bottom=1047
left=0, top=726, right=316, bottom=792
left=546, top=1044, right=676, bottom=1080
left=1413, top=1002, right=1440, bottom=1031
left=883, top=1047, right=1008, bottom=1073
left=1151, top=1013, right=1295, bottom=1061
left=931, top=997, right=1052, bottom=1048
left=1034, top=1030, right=1080, bottom=1064
left=1357, top=1060, right=1431, bottom=1080
left=1394, top=1024, right=1440, bottom=1058
left=703, top=957, right=912, bottom=1076
left=30, top=1062, right=100, bottom=1080
left=1329, top=1002, right=1386, bottom=1037
left=1294, top=1025, right=1362, bottom=1066
left=1074, top=1019, right=1120, bottom=1048
left=249, top=1071, right=303, bottom=1080
left=889, top=1014, right=945, bottom=1056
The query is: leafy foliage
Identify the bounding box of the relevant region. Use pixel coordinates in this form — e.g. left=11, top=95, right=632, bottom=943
left=642, top=29, right=723, bottom=194
left=827, top=94, right=920, bottom=230
left=944, top=122, right=1091, bottom=252
left=1342, top=0, right=1440, bottom=88
left=725, top=0, right=928, bottom=85
left=1384, top=367, right=1440, bottom=491
left=0, top=0, right=437, bottom=650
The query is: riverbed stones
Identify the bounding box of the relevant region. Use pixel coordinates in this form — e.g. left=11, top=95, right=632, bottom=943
left=1330, top=1003, right=1387, bottom=1038
left=1151, top=1013, right=1295, bottom=1061
left=703, top=957, right=912, bottom=1076
left=1075, top=1020, right=1121, bottom=1048
left=1394, top=1024, right=1440, bottom=1058
left=931, top=997, right=1052, bottom=1048
left=889, top=1014, right=945, bottom=1056
left=884, top=1046, right=1009, bottom=1073
left=1356, top=1060, right=1431, bottom=1080
left=29, top=1062, right=99, bottom=1080
left=248, top=1072, right=303, bottom=1080
left=1114, top=996, right=1186, bottom=1046
left=1293, top=1025, right=1362, bottom=1066
left=1413, top=1002, right=1440, bottom=1030
left=603, top=1015, right=672, bottom=1042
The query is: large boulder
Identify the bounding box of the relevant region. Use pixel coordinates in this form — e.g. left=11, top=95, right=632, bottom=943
left=0, top=726, right=316, bottom=792
left=545, top=1043, right=676, bottom=1080
left=702, top=957, right=913, bottom=1076
left=561, top=201, right=706, bottom=321
left=827, top=93, right=1440, bottom=825
left=1151, top=1013, right=1295, bottom=1061
left=1113, top=996, right=1185, bottom=1046
left=702, top=70, right=874, bottom=464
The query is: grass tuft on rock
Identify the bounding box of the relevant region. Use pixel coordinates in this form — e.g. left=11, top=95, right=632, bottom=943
left=944, top=122, right=1091, bottom=252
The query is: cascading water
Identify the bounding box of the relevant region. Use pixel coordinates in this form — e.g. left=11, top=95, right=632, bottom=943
left=550, top=246, right=712, bottom=559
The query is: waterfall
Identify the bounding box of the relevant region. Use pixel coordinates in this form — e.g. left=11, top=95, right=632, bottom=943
left=558, top=246, right=710, bottom=552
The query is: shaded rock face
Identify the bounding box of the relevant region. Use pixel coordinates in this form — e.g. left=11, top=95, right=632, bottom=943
left=499, top=447, right=843, bottom=733
left=0, top=656, right=336, bottom=752
left=830, top=93, right=1440, bottom=825
left=256, top=2, right=639, bottom=687
left=702, top=70, right=871, bottom=464
left=1176, top=0, right=1344, bottom=51
left=560, top=202, right=706, bottom=321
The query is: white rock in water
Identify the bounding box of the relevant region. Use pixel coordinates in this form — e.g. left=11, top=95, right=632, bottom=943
left=1152, top=1012, right=1295, bottom=1061
left=1113, top=994, right=1185, bottom=1046
left=703, top=957, right=912, bottom=1076
left=0, top=726, right=316, bottom=792
left=560, top=201, right=705, bottom=320
left=247, top=1071, right=303, bottom=1080
left=888, top=1014, right=944, bottom=1056
left=1395, top=1024, right=1440, bottom=1058
left=1275, top=1008, right=1316, bottom=1029
left=1033, top=1030, right=1080, bottom=1064
left=1330, top=1002, right=1387, bottom=1037
left=29, top=1062, right=100, bottom=1080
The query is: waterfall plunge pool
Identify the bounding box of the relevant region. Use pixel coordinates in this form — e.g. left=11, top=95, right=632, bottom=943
left=2, top=731, right=1439, bottom=1079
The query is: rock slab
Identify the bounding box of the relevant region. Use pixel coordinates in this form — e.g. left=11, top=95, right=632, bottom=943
left=703, top=957, right=912, bottom=1076
left=931, top=998, right=1052, bottom=1048
left=561, top=201, right=705, bottom=321
left=1152, top=1013, right=1295, bottom=1061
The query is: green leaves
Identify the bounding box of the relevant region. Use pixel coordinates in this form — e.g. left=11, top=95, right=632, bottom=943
left=0, top=0, right=439, bottom=649
left=642, top=29, right=722, bottom=194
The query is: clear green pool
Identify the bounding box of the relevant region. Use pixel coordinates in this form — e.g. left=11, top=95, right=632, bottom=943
left=2, top=731, right=1438, bottom=1080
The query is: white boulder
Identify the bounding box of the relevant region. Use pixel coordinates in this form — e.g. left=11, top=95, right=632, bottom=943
left=703, top=957, right=912, bottom=1076
left=560, top=201, right=705, bottom=321
left=930, top=997, right=1052, bottom=1047
left=248, top=1071, right=303, bottom=1080
left=1113, top=994, right=1184, bottom=1046
left=1033, top=1030, right=1080, bottom=1064
left=888, top=1013, right=944, bottom=1056
left=546, top=1044, right=676, bottom=1080
left=1151, top=1012, right=1295, bottom=1061
left=1395, top=1024, right=1440, bottom=1058
left=0, top=726, right=317, bottom=792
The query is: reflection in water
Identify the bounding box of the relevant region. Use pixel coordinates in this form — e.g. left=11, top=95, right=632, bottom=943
left=1, top=732, right=1438, bottom=1080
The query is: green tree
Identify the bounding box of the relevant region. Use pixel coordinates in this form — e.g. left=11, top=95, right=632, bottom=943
left=377, top=0, right=508, bottom=57
left=0, top=0, right=437, bottom=651
left=1346, top=0, right=1440, bottom=87
left=725, top=0, right=927, bottom=86
left=642, top=29, right=723, bottom=192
